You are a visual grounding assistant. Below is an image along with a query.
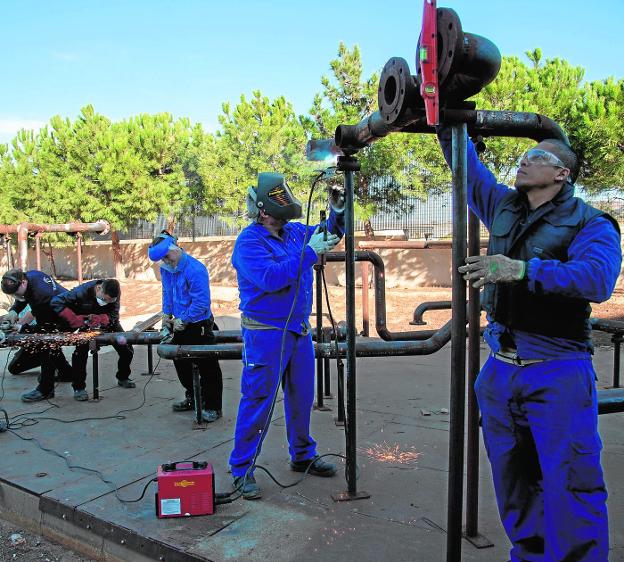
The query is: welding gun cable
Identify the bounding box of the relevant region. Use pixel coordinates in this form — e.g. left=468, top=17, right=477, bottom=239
left=0, top=349, right=14, bottom=402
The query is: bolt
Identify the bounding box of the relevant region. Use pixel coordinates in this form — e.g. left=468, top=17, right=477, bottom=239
left=120, top=539, right=126, bottom=545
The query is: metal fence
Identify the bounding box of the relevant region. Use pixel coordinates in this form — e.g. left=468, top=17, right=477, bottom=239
left=114, top=189, right=624, bottom=241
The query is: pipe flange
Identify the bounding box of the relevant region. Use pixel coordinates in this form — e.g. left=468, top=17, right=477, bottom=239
left=378, top=57, right=412, bottom=125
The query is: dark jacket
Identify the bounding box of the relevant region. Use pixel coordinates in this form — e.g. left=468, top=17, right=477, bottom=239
left=10, top=270, right=67, bottom=325
left=51, top=280, right=120, bottom=327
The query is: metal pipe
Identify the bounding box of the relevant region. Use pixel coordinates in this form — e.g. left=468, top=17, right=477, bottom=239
left=315, top=259, right=325, bottom=408
left=35, top=233, right=42, bottom=270
left=76, top=232, right=83, bottom=284
left=336, top=361, right=345, bottom=425
left=612, top=335, right=622, bottom=389
left=597, top=389, right=624, bottom=414
left=343, top=155, right=358, bottom=495
left=410, top=301, right=452, bottom=326
left=361, top=261, right=370, bottom=337
left=465, top=209, right=482, bottom=538
left=447, top=124, right=468, bottom=562
left=335, top=108, right=569, bottom=152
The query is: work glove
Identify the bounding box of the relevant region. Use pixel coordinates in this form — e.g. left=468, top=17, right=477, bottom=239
left=173, top=318, right=187, bottom=332
left=307, top=226, right=340, bottom=256
left=88, top=313, right=110, bottom=329
left=1, top=310, right=19, bottom=325
left=58, top=307, right=88, bottom=330
left=161, top=313, right=174, bottom=331
left=329, top=185, right=346, bottom=213
left=458, top=254, right=526, bottom=289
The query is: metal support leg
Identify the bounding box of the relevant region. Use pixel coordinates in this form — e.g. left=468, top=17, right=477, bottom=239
left=332, top=153, right=369, bottom=502
left=334, top=361, right=345, bottom=427
left=315, top=261, right=330, bottom=410
left=91, top=347, right=99, bottom=401
left=192, top=364, right=202, bottom=425
left=447, top=124, right=468, bottom=561
left=612, top=335, right=622, bottom=388
left=141, top=342, right=160, bottom=376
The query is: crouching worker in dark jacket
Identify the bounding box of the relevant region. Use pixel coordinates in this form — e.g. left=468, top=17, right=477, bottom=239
left=1, top=269, right=74, bottom=402
left=50, top=279, right=134, bottom=401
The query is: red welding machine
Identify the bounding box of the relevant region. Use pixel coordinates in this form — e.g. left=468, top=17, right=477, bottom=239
left=156, top=461, right=215, bottom=518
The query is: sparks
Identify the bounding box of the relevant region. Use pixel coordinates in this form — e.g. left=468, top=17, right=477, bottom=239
left=358, top=441, right=422, bottom=465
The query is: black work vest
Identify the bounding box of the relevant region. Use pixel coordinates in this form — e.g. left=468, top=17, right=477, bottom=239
left=481, top=183, right=616, bottom=343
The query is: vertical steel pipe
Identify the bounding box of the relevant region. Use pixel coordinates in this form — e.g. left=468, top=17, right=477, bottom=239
left=315, top=261, right=325, bottom=408
left=92, top=348, right=99, bottom=400
left=447, top=124, right=468, bottom=561
left=336, top=361, right=345, bottom=425
left=342, top=155, right=359, bottom=495
left=613, top=335, right=622, bottom=388
left=465, top=209, right=481, bottom=537
left=361, top=261, right=370, bottom=337
left=76, top=232, right=83, bottom=284
left=35, top=233, right=42, bottom=270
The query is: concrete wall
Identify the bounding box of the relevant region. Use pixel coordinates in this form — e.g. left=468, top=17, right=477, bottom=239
left=0, top=237, right=454, bottom=288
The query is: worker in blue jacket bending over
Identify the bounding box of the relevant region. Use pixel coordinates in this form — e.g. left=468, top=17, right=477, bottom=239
left=148, top=231, right=223, bottom=423
left=438, top=125, right=621, bottom=561
left=229, top=172, right=344, bottom=499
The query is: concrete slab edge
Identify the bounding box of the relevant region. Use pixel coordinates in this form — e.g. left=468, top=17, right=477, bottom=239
left=0, top=478, right=211, bottom=562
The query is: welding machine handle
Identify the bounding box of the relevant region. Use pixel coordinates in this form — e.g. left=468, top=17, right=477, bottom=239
left=161, top=460, right=208, bottom=472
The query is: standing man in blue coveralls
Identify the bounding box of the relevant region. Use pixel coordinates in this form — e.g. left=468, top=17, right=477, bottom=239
left=148, top=231, right=223, bottom=423
left=437, top=126, right=621, bottom=561
left=50, top=278, right=135, bottom=401
left=1, top=269, right=74, bottom=401
left=229, top=172, right=345, bottom=499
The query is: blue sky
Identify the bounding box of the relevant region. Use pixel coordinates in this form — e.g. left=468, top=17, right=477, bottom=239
left=1, top=0, right=622, bottom=143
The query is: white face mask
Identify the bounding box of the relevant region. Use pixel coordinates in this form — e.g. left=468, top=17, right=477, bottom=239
left=96, top=297, right=108, bottom=306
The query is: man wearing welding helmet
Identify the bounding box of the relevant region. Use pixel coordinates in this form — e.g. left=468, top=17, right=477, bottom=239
left=49, top=278, right=134, bottom=401
left=1, top=269, right=74, bottom=401
left=437, top=127, right=621, bottom=560
left=148, top=231, right=223, bottom=423
left=229, top=172, right=344, bottom=499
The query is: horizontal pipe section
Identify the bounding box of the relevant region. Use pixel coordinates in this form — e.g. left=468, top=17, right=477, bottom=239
left=335, top=109, right=568, bottom=152
left=597, top=389, right=624, bottom=415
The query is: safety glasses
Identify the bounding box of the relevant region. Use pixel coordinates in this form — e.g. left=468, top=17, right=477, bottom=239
left=520, top=148, right=567, bottom=168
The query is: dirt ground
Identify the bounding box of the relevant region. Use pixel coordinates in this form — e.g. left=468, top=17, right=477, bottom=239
left=117, top=280, right=624, bottom=348
left=0, top=516, right=95, bottom=562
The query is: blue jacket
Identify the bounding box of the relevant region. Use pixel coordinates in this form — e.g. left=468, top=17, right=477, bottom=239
left=51, top=280, right=121, bottom=326
left=232, top=211, right=345, bottom=332
left=11, top=270, right=67, bottom=325
left=438, top=126, right=622, bottom=357
left=161, top=252, right=212, bottom=323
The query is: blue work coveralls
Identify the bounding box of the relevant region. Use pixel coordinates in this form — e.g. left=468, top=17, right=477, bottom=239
left=161, top=252, right=222, bottom=411
left=439, top=127, right=621, bottom=561
left=229, top=212, right=344, bottom=477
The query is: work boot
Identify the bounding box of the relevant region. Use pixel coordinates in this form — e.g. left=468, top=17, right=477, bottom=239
left=290, top=455, right=337, bottom=477
left=117, top=378, right=136, bottom=389
left=201, top=409, right=222, bottom=423
left=232, top=475, right=262, bottom=500
left=73, top=389, right=89, bottom=401
left=172, top=396, right=194, bottom=412
left=21, top=388, right=54, bottom=402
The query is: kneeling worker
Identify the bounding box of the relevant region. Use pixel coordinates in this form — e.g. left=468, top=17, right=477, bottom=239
left=229, top=172, right=344, bottom=499
left=148, top=231, right=223, bottom=423
left=50, top=279, right=134, bottom=401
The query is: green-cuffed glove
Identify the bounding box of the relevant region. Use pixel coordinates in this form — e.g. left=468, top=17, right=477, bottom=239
left=307, top=226, right=340, bottom=256
left=458, top=254, right=526, bottom=289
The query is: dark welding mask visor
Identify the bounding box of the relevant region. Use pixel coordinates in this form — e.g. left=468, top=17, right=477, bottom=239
left=254, top=173, right=303, bottom=221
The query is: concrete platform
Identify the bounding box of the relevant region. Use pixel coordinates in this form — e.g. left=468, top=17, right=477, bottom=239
left=0, top=317, right=623, bottom=561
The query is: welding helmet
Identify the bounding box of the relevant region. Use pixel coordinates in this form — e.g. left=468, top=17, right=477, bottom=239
left=1, top=269, right=25, bottom=295
left=148, top=230, right=178, bottom=261
left=247, top=173, right=302, bottom=222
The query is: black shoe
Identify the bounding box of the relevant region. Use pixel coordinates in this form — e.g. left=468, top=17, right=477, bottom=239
left=21, top=388, right=54, bottom=402
left=172, top=397, right=194, bottom=412
left=117, top=378, right=136, bottom=389
left=232, top=475, right=262, bottom=500
left=201, top=409, right=222, bottom=423
left=290, top=455, right=337, bottom=477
